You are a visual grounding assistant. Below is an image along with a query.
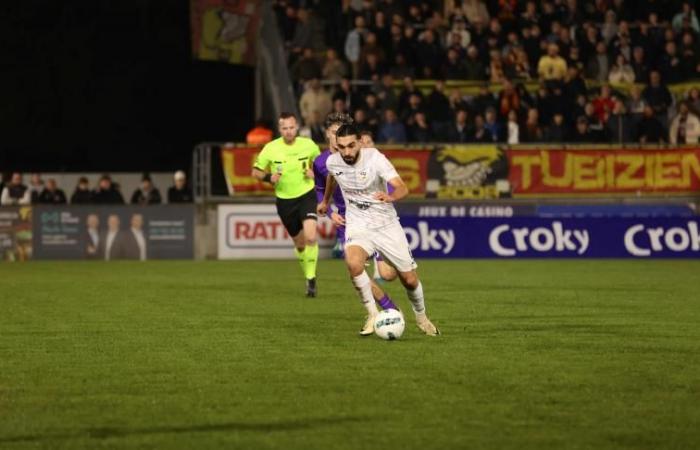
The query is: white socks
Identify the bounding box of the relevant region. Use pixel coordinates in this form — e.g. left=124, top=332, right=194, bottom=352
left=352, top=272, right=379, bottom=316
left=407, top=282, right=426, bottom=314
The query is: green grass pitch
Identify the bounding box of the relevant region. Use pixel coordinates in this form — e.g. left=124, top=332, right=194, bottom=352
left=1, top=260, right=699, bottom=449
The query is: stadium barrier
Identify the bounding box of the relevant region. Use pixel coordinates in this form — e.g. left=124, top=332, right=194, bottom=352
left=0, top=205, right=194, bottom=261
left=216, top=202, right=700, bottom=260
left=216, top=144, right=700, bottom=200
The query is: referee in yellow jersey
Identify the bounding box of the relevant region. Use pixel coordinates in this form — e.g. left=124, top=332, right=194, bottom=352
left=252, top=112, right=321, bottom=297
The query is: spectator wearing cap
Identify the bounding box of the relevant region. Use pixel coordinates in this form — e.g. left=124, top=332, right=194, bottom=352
left=71, top=177, right=93, bottom=204
left=168, top=171, right=193, bottom=203
left=38, top=178, right=67, bottom=204
left=131, top=174, right=162, bottom=205
left=1, top=172, right=30, bottom=206
left=92, top=175, right=124, bottom=204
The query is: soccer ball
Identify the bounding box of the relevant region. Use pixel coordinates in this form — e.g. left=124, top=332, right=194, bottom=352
left=374, top=309, right=405, bottom=340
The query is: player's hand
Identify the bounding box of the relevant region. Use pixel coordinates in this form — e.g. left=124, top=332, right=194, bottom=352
left=317, top=201, right=328, bottom=216
left=373, top=192, right=393, bottom=203
left=330, top=211, right=345, bottom=226
left=270, top=172, right=282, bottom=184
left=305, top=168, right=314, bottom=179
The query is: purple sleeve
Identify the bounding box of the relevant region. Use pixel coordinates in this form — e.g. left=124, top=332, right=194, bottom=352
left=314, top=151, right=330, bottom=204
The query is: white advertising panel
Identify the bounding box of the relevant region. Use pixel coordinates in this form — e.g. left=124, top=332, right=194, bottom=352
left=217, top=204, right=337, bottom=259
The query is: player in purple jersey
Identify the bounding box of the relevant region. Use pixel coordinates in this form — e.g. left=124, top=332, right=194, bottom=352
left=314, top=113, right=399, bottom=314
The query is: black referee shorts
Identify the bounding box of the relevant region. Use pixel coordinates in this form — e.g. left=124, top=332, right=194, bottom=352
left=275, top=188, right=318, bottom=237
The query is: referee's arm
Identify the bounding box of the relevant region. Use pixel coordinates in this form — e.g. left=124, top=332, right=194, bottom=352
left=252, top=166, right=278, bottom=185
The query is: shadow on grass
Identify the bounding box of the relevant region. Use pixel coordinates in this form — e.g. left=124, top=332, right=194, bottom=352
left=0, top=416, right=367, bottom=443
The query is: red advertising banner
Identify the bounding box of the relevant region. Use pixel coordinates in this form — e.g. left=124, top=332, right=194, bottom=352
left=190, top=0, right=262, bottom=66
left=220, top=146, right=431, bottom=197
left=507, top=147, right=700, bottom=197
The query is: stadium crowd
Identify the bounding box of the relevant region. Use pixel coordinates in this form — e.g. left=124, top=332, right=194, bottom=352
left=0, top=172, right=193, bottom=206
left=275, top=0, right=700, bottom=144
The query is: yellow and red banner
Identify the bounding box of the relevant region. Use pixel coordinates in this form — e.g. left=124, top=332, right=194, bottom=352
left=508, top=147, right=700, bottom=197
left=190, top=0, right=262, bottom=66
left=220, top=146, right=433, bottom=197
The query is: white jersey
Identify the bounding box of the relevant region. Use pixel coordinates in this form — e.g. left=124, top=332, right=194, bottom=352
left=326, top=147, right=400, bottom=230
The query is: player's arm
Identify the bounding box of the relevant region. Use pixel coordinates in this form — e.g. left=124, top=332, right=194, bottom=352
left=374, top=176, right=408, bottom=203
left=251, top=148, right=280, bottom=184
left=317, top=173, right=336, bottom=216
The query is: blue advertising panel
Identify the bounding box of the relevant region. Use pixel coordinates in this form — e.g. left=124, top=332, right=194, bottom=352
left=400, top=217, right=700, bottom=258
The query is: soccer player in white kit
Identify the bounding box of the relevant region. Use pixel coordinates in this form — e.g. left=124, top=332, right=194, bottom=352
left=317, top=124, right=440, bottom=336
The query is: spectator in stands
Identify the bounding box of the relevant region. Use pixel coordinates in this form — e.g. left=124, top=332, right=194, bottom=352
left=29, top=173, right=44, bottom=203
left=520, top=108, right=544, bottom=143
left=1, top=172, right=30, bottom=205
left=631, top=46, right=649, bottom=84
left=471, top=115, right=493, bottom=143
left=659, top=41, right=683, bottom=84
left=70, top=177, right=92, bottom=204
left=168, top=171, right=193, bottom=204
left=446, top=16, right=470, bottom=51
left=498, top=79, right=521, bottom=121
left=627, top=85, right=648, bottom=116
left=358, top=52, right=384, bottom=81
left=345, top=15, right=369, bottom=79
left=443, top=48, right=467, bottom=80
left=353, top=108, right=375, bottom=136
left=592, top=85, right=616, bottom=123
left=398, top=76, right=423, bottom=113
left=458, top=47, right=483, bottom=81
left=643, top=71, right=673, bottom=119
left=669, top=101, right=700, bottom=144
left=92, top=175, right=124, bottom=204
left=332, top=79, right=359, bottom=112
left=537, top=43, right=568, bottom=84
left=672, top=2, right=700, bottom=32
left=488, top=50, right=507, bottom=83
left=409, top=112, right=433, bottom=143
left=289, top=8, right=316, bottom=60
left=321, top=48, right=348, bottom=82
left=426, top=80, right=452, bottom=138
left=485, top=108, right=504, bottom=142
left=607, top=100, right=635, bottom=143
left=608, top=55, right=635, bottom=83
left=377, top=109, right=407, bottom=143
left=687, top=87, right=700, bottom=112
left=635, top=105, right=667, bottom=144
left=299, top=110, right=325, bottom=142
left=362, top=92, right=382, bottom=131
left=299, top=78, right=332, bottom=126
left=568, top=116, right=594, bottom=143
left=446, top=109, right=472, bottom=143
left=506, top=110, right=520, bottom=144
left=586, top=41, right=611, bottom=82
left=0, top=173, right=6, bottom=197
left=38, top=178, right=67, bottom=204
left=462, top=0, right=490, bottom=25
left=131, top=174, right=162, bottom=205
left=544, top=113, right=569, bottom=142
left=373, top=73, right=399, bottom=112
left=246, top=119, right=273, bottom=145
left=472, top=85, right=498, bottom=116
left=679, top=32, right=699, bottom=78
left=290, top=48, right=322, bottom=87
left=416, top=29, right=442, bottom=78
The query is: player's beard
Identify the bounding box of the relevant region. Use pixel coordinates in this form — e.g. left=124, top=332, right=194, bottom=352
left=342, top=152, right=359, bottom=165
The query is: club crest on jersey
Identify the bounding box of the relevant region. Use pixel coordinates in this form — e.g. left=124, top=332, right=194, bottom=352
left=359, top=170, right=367, bottom=180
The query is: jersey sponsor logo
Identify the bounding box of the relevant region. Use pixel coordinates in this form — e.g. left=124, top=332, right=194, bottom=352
left=403, top=221, right=456, bottom=255
left=624, top=221, right=700, bottom=256
left=488, top=221, right=590, bottom=256
left=348, top=199, right=371, bottom=210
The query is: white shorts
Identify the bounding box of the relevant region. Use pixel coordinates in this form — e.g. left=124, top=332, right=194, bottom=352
left=345, top=221, right=417, bottom=273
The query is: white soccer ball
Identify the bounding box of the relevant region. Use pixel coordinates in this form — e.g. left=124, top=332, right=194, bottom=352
left=374, top=309, right=405, bottom=340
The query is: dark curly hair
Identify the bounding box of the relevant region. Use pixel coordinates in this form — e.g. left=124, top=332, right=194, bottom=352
left=324, top=112, right=353, bottom=129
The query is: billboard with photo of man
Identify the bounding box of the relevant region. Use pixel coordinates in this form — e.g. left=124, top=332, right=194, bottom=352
left=33, top=205, right=194, bottom=260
